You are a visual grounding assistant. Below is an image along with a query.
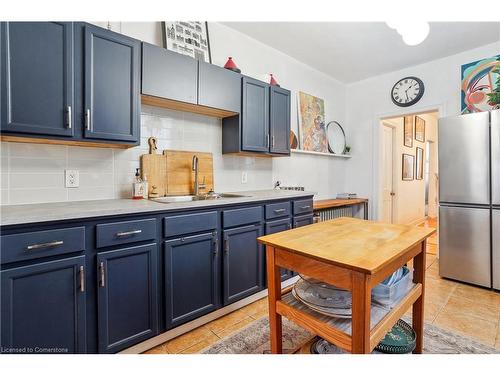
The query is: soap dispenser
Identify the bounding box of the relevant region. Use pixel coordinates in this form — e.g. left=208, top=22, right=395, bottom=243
left=133, top=168, right=144, bottom=200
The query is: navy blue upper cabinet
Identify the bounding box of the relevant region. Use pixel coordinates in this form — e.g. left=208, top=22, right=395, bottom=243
left=97, top=244, right=158, bottom=353
left=269, top=86, right=291, bottom=155
left=83, top=25, right=140, bottom=143
left=222, top=77, right=291, bottom=156
left=198, top=62, right=241, bottom=113
left=241, top=77, right=270, bottom=152
left=222, top=224, right=264, bottom=305
left=142, top=42, right=198, bottom=104
left=1, top=255, right=86, bottom=353
left=164, top=232, right=220, bottom=328
left=0, top=22, right=74, bottom=137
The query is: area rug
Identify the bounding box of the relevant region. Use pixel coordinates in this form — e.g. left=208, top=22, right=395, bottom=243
left=202, top=316, right=499, bottom=354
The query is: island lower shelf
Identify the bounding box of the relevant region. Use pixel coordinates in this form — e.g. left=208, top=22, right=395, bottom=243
left=277, top=283, right=422, bottom=352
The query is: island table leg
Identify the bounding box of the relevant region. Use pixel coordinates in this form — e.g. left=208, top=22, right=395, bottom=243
left=266, top=245, right=282, bottom=354
left=412, top=240, right=427, bottom=353
left=351, top=272, right=371, bottom=353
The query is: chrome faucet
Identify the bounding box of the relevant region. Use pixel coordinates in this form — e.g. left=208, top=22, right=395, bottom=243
left=192, top=155, right=206, bottom=196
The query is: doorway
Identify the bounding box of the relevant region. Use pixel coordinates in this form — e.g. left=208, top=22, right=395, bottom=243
left=381, top=123, right=395, bottom=223
left=378, top=110, right=439, bottom=225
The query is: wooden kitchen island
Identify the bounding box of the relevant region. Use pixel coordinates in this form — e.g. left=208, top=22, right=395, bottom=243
left=257, top=217, right=435, bottom=354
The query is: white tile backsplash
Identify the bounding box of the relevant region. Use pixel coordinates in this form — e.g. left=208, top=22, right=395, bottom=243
left=0, top=106, right=274, bottom=205
left=0, top=105, right=347, bottom=205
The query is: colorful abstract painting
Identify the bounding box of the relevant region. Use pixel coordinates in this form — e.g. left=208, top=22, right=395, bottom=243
left=298, top=91, right=328, bottom=152
left=461, top=55, right=500, bottom=114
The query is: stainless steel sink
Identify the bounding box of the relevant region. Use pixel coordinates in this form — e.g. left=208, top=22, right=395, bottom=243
left=152, top=195, right=200, bottom=203
left=152, top=192, right=248, bottom=204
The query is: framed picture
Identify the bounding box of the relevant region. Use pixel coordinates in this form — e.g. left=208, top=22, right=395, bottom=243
left=402, top=154, right=414, bottom=181
left=416, top=147, right=424, bottom=180
left=403, top=116, right=413, bottom=148
left=461, top=55, right=500, bottom=114
left=415, top=116, right=425, bottom=142
left=161, top=22, right=211, bottom=63
left=298, top=91, right=328, bottom=153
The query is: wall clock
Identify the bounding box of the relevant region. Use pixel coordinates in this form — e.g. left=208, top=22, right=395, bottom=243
left=391, top=76, right=425, bottom=107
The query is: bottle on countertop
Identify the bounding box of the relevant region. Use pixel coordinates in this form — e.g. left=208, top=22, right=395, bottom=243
left=133, top=168, right=144, bottom=200
left=142, top=173, right=149, bottom=199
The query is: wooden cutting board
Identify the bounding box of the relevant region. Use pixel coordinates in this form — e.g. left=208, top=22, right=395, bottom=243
left=140, top=137, right=167, bottom=197
left=164, top=150, right=213, bottom=195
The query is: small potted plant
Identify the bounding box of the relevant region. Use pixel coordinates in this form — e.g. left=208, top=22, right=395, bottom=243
left=344, top=145, right=351, bottom=155
left=487, top=58, right=500, bottom=110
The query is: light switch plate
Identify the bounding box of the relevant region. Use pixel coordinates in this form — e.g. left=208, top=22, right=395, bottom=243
left=65, top=169, right=79, bottom=188
left=241, top=171, right=248, bottom=184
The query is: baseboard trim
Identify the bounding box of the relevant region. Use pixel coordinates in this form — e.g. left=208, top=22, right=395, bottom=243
left=119, top=276, right=299, bottom=354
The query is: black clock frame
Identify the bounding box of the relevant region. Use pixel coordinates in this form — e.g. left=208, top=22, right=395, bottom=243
left=391, top=76, right=425, bottom=107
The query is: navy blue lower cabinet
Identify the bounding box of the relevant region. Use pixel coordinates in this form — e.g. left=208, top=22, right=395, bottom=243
left=265, top=218, right=293, bottom=282
left=1, top=255, right=86, bottom=353
left=293, top=214, right=314, bottom=228
left=96, top=244, right=158, bottom=353
left=222, top=224, right=264, bottom=305
left=164, top=232, right=219, bottom=328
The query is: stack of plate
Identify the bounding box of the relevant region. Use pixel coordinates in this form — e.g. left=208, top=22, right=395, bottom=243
left=292, top=275, right=352, bottom=318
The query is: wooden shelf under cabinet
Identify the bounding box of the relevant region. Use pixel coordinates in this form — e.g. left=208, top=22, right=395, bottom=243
left=141, top=95, right=238, bottom=119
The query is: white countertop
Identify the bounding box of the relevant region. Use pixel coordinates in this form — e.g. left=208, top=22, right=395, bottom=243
left=0, top=190, right=315, bottom=226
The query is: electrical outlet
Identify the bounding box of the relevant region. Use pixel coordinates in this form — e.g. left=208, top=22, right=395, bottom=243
left=65, top=169, right=79, bottom=188
left=241, top=171, right=248, bottom=184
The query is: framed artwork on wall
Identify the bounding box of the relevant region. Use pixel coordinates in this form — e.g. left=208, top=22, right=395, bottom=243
left=402, top=154, right=414, bottom=181
left=415, top=116, right=425, bottom=142
left=404, top=116, right=413, bottom=148
left=461, top=55, right=500, bottom=114
left=161, top=21, right=211, bottom=63
left=298, top=91, right=328, bottom=153
left=416, top=147, right=424, bottom=180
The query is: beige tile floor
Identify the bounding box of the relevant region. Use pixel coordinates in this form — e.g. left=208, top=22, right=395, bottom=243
left=145, top=217, right=500, bottom=354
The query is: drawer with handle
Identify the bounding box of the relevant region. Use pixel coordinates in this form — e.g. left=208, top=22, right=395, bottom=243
left=222, top=206, right=263, bottom=228
left=96, top=218, right=157, bottom=248
left=265, top=201, right=291, bottom=220
left=293, top=198, right=313, bottom=216
left=1, top=227, right=85, bottom=265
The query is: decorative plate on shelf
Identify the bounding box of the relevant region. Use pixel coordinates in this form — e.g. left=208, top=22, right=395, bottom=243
left=291, top=288, right=352, bottom=318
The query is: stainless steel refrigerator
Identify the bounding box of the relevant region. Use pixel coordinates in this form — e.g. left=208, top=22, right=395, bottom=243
left=438, top=110, right=499, bottom=289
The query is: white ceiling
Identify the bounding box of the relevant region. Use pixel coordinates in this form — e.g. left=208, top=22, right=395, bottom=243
left=222, top=22, right=500, bottom=83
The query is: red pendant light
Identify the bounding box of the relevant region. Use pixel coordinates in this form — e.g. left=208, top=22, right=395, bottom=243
left=223, top=57, right=241, bottom=73
left=269, top=74, right=280, bottom=87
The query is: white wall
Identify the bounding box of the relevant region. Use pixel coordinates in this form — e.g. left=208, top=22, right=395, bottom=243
left=382, top=112, right=438, bottom=225
left=0, top=22, right=348, bottom=205
left=345, top=41, right=500, bottom=219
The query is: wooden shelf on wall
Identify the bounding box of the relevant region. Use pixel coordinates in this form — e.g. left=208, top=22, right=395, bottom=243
left=141, top=95, right=238, bottom=119
left=290, top=149, right=351, bottom=158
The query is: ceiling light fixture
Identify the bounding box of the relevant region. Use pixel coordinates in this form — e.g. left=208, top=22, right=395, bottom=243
left=386, top=21, right=430, bottom=46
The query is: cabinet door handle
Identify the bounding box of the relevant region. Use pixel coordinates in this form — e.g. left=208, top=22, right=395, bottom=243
left=271, top=135, right=275, bottom=148
left=66, top=106, right=72, bottom=129
left=99, top=262, right=105, bottom=287
left=26, top=240, right=64, bottom=251
left=116, top=229, right=142, bottom=237
left=273, top=208, right=286, bottom=214
left=266, top=134, right=270, bottom=148
left=85, top=109, right=91, bottom=131
left=301, top=205, right=311, bottom=210
left=287, top=223, right=292, bottom=229
left=79, top=266, right=85, bottom=293
left=213, top=238, right=218, bottom=255
left=223, top=238, right=229, bottom=253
